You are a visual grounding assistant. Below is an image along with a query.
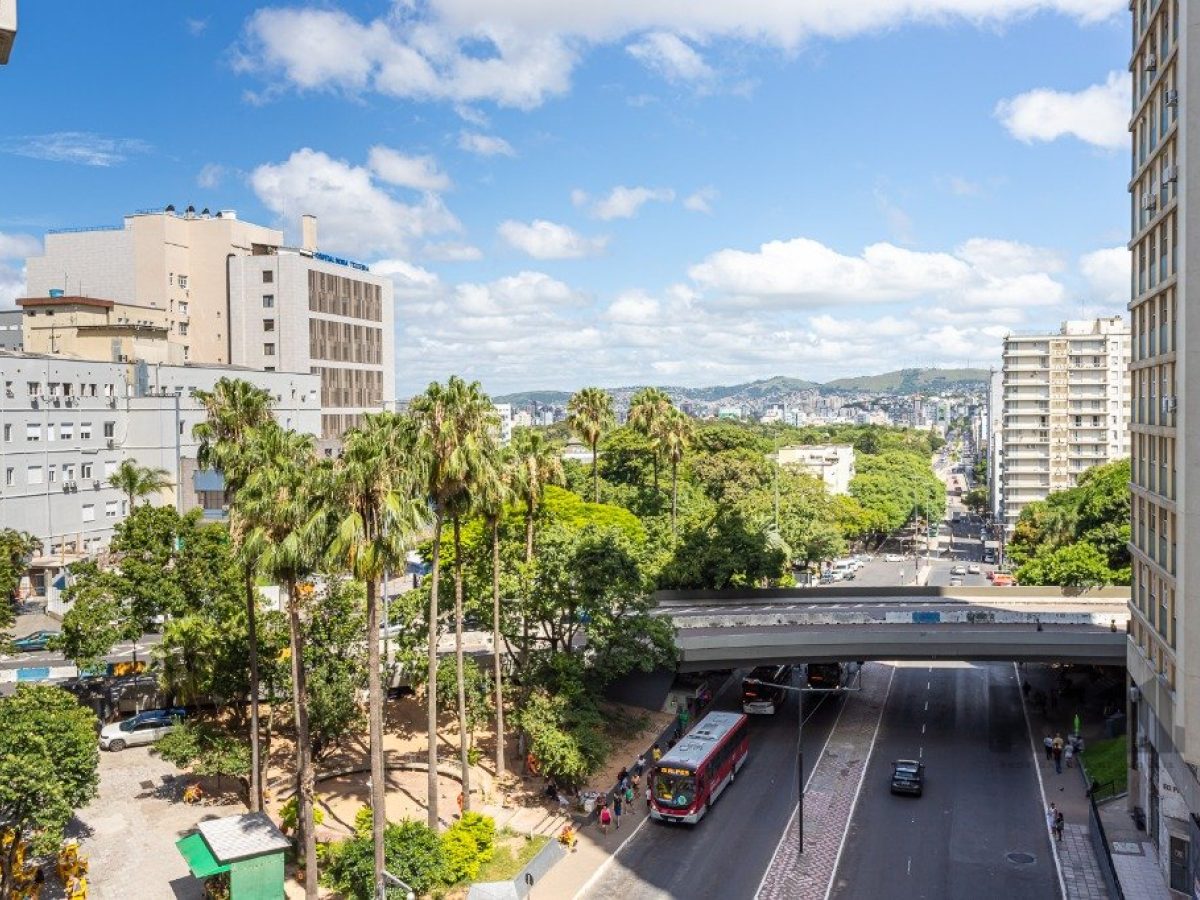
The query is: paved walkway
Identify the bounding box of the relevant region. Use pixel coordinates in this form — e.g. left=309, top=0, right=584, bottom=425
left=1020, top=663, right=1114, bottom=900
left=756, top=663, right=895, bottom=900
left=1098, top=796, right=1174, bottom=900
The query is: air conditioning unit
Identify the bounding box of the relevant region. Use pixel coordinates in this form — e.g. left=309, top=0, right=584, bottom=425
left=92, top=480, right=101, bottom=490
left=1145, top=53, right=1157, bottom=72
left=61, top=482, right=70, bottom=493
left=1141, top=193, right=1158, bottom=211
left=106, top=397, right=117, bottom=408
left=1163, top=164, right=1178, bottom=184
left=1162, top=396, right=1177, bottom=412
left=1166, top=89, right=1179, bottom=107
left=106, top=439, right=115, bottom=449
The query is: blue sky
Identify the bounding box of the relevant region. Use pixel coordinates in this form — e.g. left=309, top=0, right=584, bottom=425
left=0, top=1, right=1132, bottom=395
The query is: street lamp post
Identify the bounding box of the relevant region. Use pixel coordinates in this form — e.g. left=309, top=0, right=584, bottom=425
left=745, top=665, right=863, bottom=855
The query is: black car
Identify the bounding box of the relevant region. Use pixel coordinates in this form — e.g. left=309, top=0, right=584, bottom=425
left=891, top=759, right=924, bottom=796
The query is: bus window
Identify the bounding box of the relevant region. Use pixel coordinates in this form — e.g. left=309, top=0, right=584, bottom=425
left=807, top=663, right=841, bottom=688
left=654, top=770, right=696, bottom=809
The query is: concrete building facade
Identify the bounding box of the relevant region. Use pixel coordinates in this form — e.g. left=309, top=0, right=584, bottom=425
left=986, top=368, right=1004, bottom=521
left=775, top=444, right=856, bottom=495
left=1126, top=2, right=1200, bottom=893
left=0, top=351, right=320, bottom=612
left=0, top=309, right=22, bottom=350
left=998, top=317, right=1130, bottom=530
left=18, top=294, right=183, bottom=365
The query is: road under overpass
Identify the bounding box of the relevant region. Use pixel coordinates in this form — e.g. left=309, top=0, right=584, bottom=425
left=655, top=586, right=1130, bottom=672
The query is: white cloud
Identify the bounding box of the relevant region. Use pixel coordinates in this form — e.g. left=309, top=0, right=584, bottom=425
left=995, top=71, right=1130, bottom=150
left=945, top=175, right=982, bottom=197
left=874, top=188, right=915, bottom=244
left=0, top=232, right=42, bottom=260
left=457, top=132, right=515, bottom=157
left=454, top=105, right=490, bottom=127
left=1079, top=246, right=1130, bottom=305
left=498, top=219, right=608, bottom=259
left=570, top=189, right=589, bottom=208
left=367, top=146, right=452, bottom=191
left=591, top=185, right=675, bottom=220
left=237, top=8, right=576, bottom=110
left=955, top=237, right=1064, bottom=278
left=626, top=32, right=713, bottom=84
left=250, top=148, right=461, bottom=257
left=683, top=187, right=717, bottom=214
left=196, top=163, right=226, bottom=189
left=186, top=17, right=209, bottom=36
left=0, top=132, right=152, bottom=167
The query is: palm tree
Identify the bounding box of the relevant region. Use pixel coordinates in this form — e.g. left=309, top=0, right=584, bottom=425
left=473, top=447, right=513, bottom=780
left=327, top=413, right=426, bottom=893
left=193, top=378, right=273, bottom=813
left=239, top=425, right=324, bottom=899
left=567, top=387, right=614, bottom=503
left=660, top=409, right=695, bottom=536
left=510, top=430, right=565, bottom=564
left=107, top=459, right=172, bottom=508
left=410, top=376, right=498, bottom=827
left=627, top=387, right=674, bottom=492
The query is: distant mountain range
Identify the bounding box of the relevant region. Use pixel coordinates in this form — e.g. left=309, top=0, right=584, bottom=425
left=493, top=368, right=991, bottom=407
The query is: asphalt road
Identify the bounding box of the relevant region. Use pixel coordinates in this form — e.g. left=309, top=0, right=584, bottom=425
left=582, top=673, right=844, bottom=900
left=829, top=661, right=1058, bottom=900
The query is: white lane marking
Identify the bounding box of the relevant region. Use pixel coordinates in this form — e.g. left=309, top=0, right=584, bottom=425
left=754, top=684, right=853, bottom=900
left=574, top=807, right=652, bottom=898
left=907, top=857, right=912, bottom=876
left=926, top=681, right=931, bottom=690
left=1015, top=662, right=1068, bottom=900
left=924, top=701, right=928, bottom=711
left=921, top=723, right=926, bottom=735
left=919, top=746, right=923, bottom=758
left=928, top=666, right=932, bottom=672
left=822, top=664, right=898, bottom=900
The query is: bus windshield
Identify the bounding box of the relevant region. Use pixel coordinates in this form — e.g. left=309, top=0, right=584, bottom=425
left=653, top=770, right=696, bottom=809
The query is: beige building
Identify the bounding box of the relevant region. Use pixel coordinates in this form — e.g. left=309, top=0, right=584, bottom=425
left=26, top=207, right=283, bottom=366
left=998, top=317, right=1130, bottom=530
left=0, top=0, right=14, bottom=65
left=18, top=294, right=183, bottom=365
left=774, top=444, right=856, bottom=495
left=1126, top=2, right=1199, bottom=890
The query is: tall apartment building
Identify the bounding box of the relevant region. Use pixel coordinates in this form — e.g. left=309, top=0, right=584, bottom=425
left=24, top=208, right=394, bottom=441
left=0, top=0, right=15, bottom=65
left=774, top=444, right=856, bottom=495
left=997, top=317, right=1130, bottom=530
left=986, top=369, right=1004, bottom=521
left=1127, top=2, right=1197, bottom=890
left=0, top=350, right=320, bottom=611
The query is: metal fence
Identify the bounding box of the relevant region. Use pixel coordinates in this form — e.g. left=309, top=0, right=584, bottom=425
left=1079, top=763, right=1125, bottom=900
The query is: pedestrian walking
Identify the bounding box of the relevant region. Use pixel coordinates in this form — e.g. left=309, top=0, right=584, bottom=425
left=613, top=792, right=624, bottom=830
left=1053, top=744, right=1063, bottom=774
left=1046, top=803, right=1057, bottom=833
left=1054, top=811, right=1065, bottom=842
left=625, top=783, right=635, bottom=808
left=651, top=743, right=663, bottom=763
left=599, top=805, right=612, bottom=835
left=618, top=767, right=629, bottom=788
left=1043, top=735, right=1054, bottom=761
left=632, top=771, right=641, bottom=794
left=1064, top=743, right=1074, bottom=769
left=645, top=784, right=652, bottom=809
left=634, top=753, right=646, bottom=777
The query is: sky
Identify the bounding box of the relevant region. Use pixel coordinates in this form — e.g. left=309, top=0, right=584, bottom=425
left=0, top=1, right=1133, bottom=396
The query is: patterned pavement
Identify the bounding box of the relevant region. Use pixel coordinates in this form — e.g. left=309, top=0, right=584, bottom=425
left=1059, top=824, right=1114, bottom=900
left=756, top=663, right=895, bottom=900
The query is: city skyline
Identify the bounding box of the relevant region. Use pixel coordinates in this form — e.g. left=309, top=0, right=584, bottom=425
left=0, top=2, right=1131, bottom=394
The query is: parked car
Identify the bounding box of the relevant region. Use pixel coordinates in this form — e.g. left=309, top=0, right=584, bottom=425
left=885, top=554, right=905, bottom=563
left=967, top=564, right=981, bottom=574
left=949, top=577, right=963, bottom=586
left=950, top=565, right=967, bottom=576
left=99, top=708, right=187, bottom=751
left=11, top=629, right=59, bottom=652
left=891, top=759, right=925, bottom=796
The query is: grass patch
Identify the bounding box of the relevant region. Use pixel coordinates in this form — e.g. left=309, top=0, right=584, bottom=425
left=1081, top=736, right=1128, bottom=796
left=473, top=831, right=550, bottom=883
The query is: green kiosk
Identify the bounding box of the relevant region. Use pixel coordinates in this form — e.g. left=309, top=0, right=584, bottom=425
left=176, top=812, right=291, bottom=899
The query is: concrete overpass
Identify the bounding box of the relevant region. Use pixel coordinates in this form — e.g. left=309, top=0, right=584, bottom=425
left=654, top=586, right=1130, bottom=672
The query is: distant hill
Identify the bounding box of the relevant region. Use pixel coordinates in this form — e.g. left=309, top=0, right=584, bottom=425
left=493, top=369, right=988, bottom=407
left=823, top=368, right=990, bottom=394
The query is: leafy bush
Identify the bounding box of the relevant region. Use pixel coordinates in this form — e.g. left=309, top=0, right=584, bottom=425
left=323, top=819, right=448, bottom=899
left=441, top=828, right=482, bottom=883
left=278, top=794, right=324, bottom=834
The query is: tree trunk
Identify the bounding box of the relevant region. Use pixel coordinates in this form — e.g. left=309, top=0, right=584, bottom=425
left=453, top=517, right=471, bottom=813
left=426, top=511, right=443, bottom=830
left=591, top=440, right=599, bottom=503
left=286, top=580, right=318, bottom=900
left=671, top=460, right=679, bottom=537
left=491, top=518, right=506, bottom=780
left=525, top=498, right=535, bottom=563
left=366, top=573, right=387, bottom=897
left=245, top=569, right=263, bottom=813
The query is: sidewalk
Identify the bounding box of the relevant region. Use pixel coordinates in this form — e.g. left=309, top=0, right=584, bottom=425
left=1019, top=663, right=1115, bottom=900
left=1097, top=798, right=1173, bottom=900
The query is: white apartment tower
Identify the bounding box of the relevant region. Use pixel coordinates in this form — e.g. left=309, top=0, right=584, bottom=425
left=998, top=317, right=1130, bottom=530
left=1127, top=2, right=1199, bottom=891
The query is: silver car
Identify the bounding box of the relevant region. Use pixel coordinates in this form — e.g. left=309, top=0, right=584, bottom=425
left=99, top=708, right=186, bottom=751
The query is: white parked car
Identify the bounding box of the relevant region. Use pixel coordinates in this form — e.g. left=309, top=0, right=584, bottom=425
left=884, top=554, right=905, bottom=563
left=99, top=708, right=187, bottom=751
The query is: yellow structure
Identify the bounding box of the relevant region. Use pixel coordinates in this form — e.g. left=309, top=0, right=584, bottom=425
left=18, top=295, right=182, bottom=365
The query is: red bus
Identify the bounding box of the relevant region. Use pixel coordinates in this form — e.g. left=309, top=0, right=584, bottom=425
left=649, top=711, right=749, bottom=825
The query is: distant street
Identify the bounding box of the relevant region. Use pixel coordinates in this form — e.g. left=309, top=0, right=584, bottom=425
left=829, top=661, right=1057, bottom=900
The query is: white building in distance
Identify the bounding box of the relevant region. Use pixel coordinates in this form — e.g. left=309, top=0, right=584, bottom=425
left=774, top=444, right=856, bottom=495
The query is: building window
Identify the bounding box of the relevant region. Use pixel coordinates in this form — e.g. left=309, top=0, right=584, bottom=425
left=80, top=422, right=92, bottom=439
left=82, top=504, right=95, bottom=522
left=103, top=422, right=115, bottom=438
left=60, top=422, right=73, bottom=440
left=26, top=381, right=39, bottom=397
left=63, top=464, right=75, bottom=481
left=105, top=501, right=118, bottom=519
left=103, top=460, right=117, bottom=477
left=263, top=294, right=275, bottom=308
left=263, top=270, right=274, bottom=284
left=179, top=323, right=188, bottom=336
left=2, top=424, right=9, bottom=442
left=27, top=466, right=42, bottom=485
left=47, top=465, right=56, bottom=484
left=264, top=343, right=275, bottom=356
left=25, top=423, right=39, bottom=442
left=81, top=462, right=93, bottom=479
left=178, top=275, right=188, bottom=289
left=4, top=468, right=13, bottom=486
left=179, top=302, right=189, bottom=316
left=263, top=319, right=275, bottom=332
left=183, top=346, right=190, bottom=360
